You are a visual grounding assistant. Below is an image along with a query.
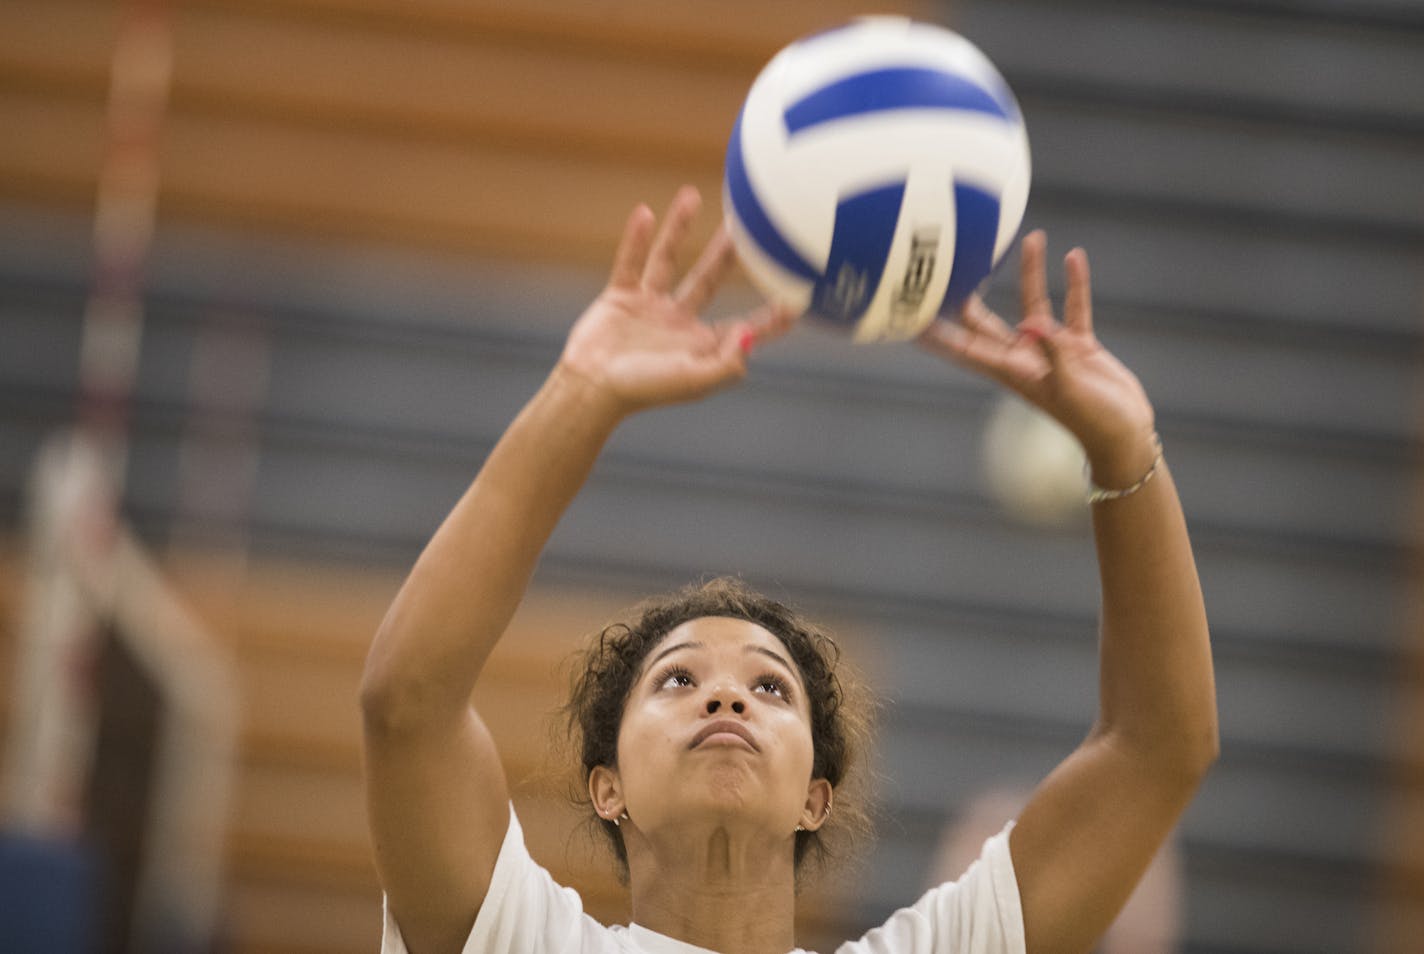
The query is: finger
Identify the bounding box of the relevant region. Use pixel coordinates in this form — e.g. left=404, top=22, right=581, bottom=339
left=918, top=318, right=1020, bottom=386
left=677, top=324, right=753, bottom=397
left=730, top=302, right=799, bottom=353
left=958, top=295, right=1016, bottom=345
left=1062, top=247, right=1094, bottom=335
left=610, top=204, right=656, bottom=289
left=712, top=303, right=796, bottom=358
left=674, top=225, right=736, bottom=314
left=1018, top=322, right=1056, bottom=360
left=916, top=318, right=972, bottom=361
left=1017, top=309, right=1064, bottom=366
left=1019, top=230, right=1051, bottom=319
left=643, top=185, right=701, bottom=292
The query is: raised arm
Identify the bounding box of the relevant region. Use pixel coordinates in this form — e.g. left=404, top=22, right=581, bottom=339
left=360, top=186, right=792, bottom=954
left=919, top=232, right=1218, bottom=954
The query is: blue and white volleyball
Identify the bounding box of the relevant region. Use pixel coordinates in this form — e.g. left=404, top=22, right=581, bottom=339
left=723, top=17, right=1030, bottom=343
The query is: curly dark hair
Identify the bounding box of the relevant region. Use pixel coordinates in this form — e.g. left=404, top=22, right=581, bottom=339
left=562, top=577, right=874, bottom=884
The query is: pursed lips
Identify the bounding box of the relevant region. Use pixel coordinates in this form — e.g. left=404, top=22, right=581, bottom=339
left=689, top=719, right=759, bottom=752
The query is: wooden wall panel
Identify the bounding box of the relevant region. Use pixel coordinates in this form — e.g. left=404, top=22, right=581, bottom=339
left=0, top=91, right=107, bottom=206
left=0, top=0, right=117, bottom=81
left=157, top=112, right=702, bottom=260
left=207, top=0, right=890, bottom=62
left=0, top=0, right=924, bottom=262
left=172, top=5, right=743, bottom=160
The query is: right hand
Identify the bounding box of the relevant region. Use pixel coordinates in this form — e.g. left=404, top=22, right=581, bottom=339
left=559, top=185, right=796, bottom=417
left=917, top=231, right=1156, bottom=481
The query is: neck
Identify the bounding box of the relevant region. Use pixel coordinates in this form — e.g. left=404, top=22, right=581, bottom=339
left=626, top=824, right=798, bottom=954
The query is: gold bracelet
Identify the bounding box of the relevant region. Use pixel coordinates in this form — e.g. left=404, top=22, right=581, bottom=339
left=1086, top=433, right=1163, bottom=505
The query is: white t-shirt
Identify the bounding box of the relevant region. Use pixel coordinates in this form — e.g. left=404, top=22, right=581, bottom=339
left=381, top=806, right=1024, bottom=954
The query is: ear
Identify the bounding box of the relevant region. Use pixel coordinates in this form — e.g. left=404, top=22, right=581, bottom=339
left=589, top=764, right=624, bottom=822
left=799, top=778, right=834, bottom=832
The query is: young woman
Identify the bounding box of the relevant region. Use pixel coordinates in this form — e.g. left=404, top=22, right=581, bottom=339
left=360, top=185, right=1219, bottom=954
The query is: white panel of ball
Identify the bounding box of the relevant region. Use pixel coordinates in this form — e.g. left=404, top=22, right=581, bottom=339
left=724, top=16, right=1031, bottom=342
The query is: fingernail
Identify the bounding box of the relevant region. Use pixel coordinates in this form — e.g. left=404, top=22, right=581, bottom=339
left=739, top=329, right=757, bottom=355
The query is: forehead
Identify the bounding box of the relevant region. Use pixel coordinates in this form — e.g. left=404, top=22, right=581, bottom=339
left=660, top=616, right=786, bottom=654
left=637, top=616, right=801, bottom=681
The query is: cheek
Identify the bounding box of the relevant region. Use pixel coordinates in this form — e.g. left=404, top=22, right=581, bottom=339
left=616, top=701, right=680, bottom=772
left=770, top=707, right=818, bottom=775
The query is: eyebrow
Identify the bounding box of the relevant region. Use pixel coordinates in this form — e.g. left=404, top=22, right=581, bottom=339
left=748, top=645, right=801, bottom=686
left=646, top=640, right=703, bottom=670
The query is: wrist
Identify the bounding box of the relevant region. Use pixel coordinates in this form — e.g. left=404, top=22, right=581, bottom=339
left=546, top=360, right=632, bottom=432
left=1084, top=425, right=1160, bottom=492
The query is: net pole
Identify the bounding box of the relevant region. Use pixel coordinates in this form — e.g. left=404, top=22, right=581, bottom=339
left=1, top=0, right=175, bottom=837
left=75, top=0, right=175, bottom=497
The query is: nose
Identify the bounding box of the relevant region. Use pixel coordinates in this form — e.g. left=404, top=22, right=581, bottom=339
left=704, top=681, right=747, bottom=715
left=706, top=698, right=745, bottom=715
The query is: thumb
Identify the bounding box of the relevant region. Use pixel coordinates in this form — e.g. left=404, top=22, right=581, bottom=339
left=1018, top=316, right=1060, bottom=368
left=665, top=325, right=749, bottom=400
left=717, top=323, right=754, bottom=378
left=681, top=303, right=792, bottom=398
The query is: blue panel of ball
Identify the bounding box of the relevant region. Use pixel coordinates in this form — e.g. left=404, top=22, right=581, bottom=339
left=784, top=66, right=1014, bottom=137
left=810, top=182, right=906, bottom=326
left=943, top=182, right=1001, bottom=312
left=724, top=109, right=820, bottom=282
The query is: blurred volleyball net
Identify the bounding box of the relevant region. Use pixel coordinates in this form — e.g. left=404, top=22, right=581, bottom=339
left=0, top=0, right=236, bottom=948
left=1, top=432, right=238, bottom=953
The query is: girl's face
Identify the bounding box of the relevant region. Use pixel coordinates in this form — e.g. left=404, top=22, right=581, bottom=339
left=595, top=616, right=830, bottom=842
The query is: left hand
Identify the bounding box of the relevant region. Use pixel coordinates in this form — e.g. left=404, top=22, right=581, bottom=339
left=559, top=186, right=796, bottom=418
left=917, top=231, right=1156, bottom=476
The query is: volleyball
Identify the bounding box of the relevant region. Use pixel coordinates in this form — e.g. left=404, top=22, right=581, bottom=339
left=723, top=17, right=1031, bottom=343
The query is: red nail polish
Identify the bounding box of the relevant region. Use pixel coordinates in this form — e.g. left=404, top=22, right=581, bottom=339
left=739, top=330, right=756, bottom=354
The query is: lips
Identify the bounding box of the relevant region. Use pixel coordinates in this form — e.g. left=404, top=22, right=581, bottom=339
left=689, top=719, right=759, bottom=752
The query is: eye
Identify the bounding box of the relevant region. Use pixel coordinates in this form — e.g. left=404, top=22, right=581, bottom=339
left=656, top=665, right=695, bottom=691
left=753, top=673, right=792, bottom=701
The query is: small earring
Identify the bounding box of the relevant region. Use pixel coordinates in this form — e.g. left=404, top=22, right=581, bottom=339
left=613, top=812, right=628, bottom=828
left=796, top=798, right=832, bottom=834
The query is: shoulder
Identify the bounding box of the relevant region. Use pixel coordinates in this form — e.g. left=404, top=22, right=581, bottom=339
left=836, top=823, right=1024, bottom=954
left=381, top=804, right=631, bottom=954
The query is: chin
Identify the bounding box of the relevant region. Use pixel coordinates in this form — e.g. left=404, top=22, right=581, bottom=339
left=681, top=767, right=777, bottom=821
